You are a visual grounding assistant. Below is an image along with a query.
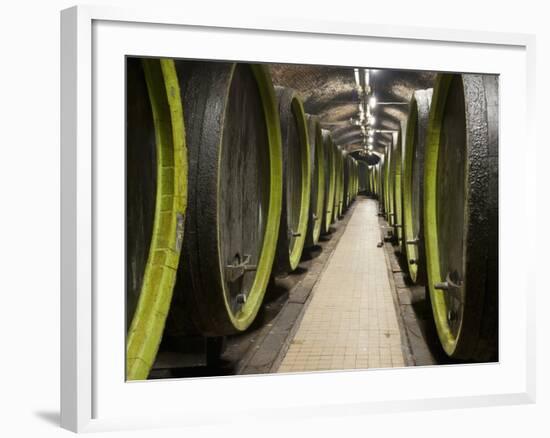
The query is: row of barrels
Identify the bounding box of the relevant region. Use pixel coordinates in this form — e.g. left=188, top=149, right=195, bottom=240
left=126, top=58, right=359, bottom=380
left=367, top=74, right=498, bottom=362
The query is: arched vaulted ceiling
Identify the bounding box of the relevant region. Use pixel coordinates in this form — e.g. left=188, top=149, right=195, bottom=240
left=270, top=64, right=436, bottom=162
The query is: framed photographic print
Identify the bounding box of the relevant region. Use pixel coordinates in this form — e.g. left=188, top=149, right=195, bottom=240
left=61, top=4, right=536, bottom=433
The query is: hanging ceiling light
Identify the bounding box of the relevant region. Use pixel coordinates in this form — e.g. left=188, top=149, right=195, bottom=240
left=354, top=68, right=361, bottom=90
left=369, top=95, right=377, bottom=108
left=363, top=69, right=370, bottom=93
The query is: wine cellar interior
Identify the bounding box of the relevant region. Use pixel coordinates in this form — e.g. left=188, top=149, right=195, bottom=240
left=126, top=58, right=498, bottom=381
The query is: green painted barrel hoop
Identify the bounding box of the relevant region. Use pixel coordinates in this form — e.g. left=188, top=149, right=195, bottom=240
left=126, top=59, right=187, bottom=381
left=424, top=73, right=496, bottom=359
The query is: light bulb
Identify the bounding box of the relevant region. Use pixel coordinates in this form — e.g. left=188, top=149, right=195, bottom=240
left=354, top=68, right=361, bottom=89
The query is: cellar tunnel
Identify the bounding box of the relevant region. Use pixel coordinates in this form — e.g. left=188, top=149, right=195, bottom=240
left=125, top=59, right=498, bottom=380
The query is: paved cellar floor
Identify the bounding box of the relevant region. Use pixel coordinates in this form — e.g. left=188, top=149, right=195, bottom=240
left=277, top=198, right=405, bottom=372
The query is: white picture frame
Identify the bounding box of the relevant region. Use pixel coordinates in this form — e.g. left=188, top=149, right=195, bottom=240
left=60, top=4, right=536, bottom=433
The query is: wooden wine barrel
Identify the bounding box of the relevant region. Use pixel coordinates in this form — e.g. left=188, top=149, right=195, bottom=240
left=374, top=164, right=384, bottom=197
left=339, top=148, right=345, bottom=215
left=304, top=114, right=325, bottom=247
left=377, top=156, right=385, bottom=214
left=167, top=62, right=283, bottom=336
left=351, top=159, right=356, bottom=201
left=358, top=162, right=360, bottom=194
left=351, top=158, right=358, bottom=201
left=424, top=73, right=498, bottom=361
left=369, top=164, right=379, bottom=197
left=333, top=145, right=344, bottom=220
left=273, top=87, right=311, bottom=273
left=377, top=161, right=383, bottom=198
left=354, top=160, right=359, bottom=197
left=383, top=143, right=394, bottom=224
left=374, top=165, right=379, bottom=197
left=376, top=164, right=380, bottom=197
left=126, top=58, right=187, bottom=381
left=358, top=163, right=361, bottom=195
left=392, top=123, right=405, bottom=247
left=368, top=164, right=375, bottom=195
left=383, top=151, right=388, bottom=213
left=332, top=146, right=340, bottom=222
left=358, top=161, right=368, bottom=193
left=368, top=164, right=373, bottom=196
left=402, top=89, right=433, bottom=284
left=352, top=155, right=355, bottom=204
left=343, top=152, right=351, bottom=210
left=321, top=129, right=336, bottom=233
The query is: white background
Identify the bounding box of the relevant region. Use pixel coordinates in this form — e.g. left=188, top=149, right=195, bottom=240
left=0, top=0, right=546, bottom=437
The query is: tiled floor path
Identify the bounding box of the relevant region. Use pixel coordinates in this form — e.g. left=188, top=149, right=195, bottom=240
left=277, top=198, right=405, bottom=372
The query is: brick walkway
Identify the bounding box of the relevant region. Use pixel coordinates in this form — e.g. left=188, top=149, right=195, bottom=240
left=277, top=198, right=405, bottom=372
